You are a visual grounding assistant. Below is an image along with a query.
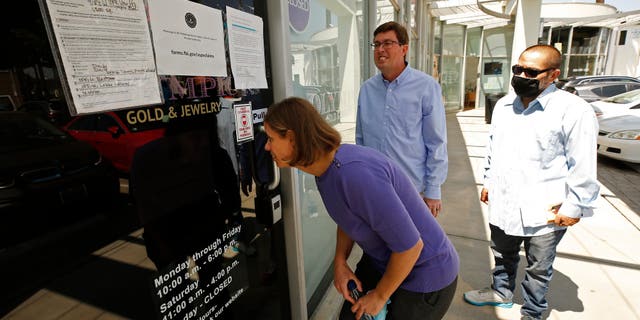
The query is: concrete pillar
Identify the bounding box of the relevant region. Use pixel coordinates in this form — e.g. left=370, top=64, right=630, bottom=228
left=511, top=0, right=542, bottom=67
left=362, top=0, right=376, bottom=80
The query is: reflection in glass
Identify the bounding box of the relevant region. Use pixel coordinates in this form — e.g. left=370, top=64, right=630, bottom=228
left=568, top=56, right=597, bottom=76
left=464, top=28, right=482, bottom=109
left=480, top=26, right=514, bottom=105
left=441, top=24, right=464, bottom=111
left=288, top=0, right=360, bottom=309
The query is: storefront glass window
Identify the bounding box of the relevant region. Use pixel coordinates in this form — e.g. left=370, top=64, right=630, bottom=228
left=441, top=24, right=465, bottom=111
left=557, top=26, right=612, bottom=77
left=467, top=27, right=482, bottom=56
left=480, top=26, right=514, bottom=107
left=540, top=26, right=550, bottom=44
left=568, top=55, right=597, bottom=76
left=596, top=28, right=611, bottom=75
left=3, top=2, right=291, bottom=319
left=377, top=1, right=396, bottom=25
left=464, top=27, right=482, bottom=109
left=288, top=0, right=361, bottom=310
left=432, top=19, right=442, bottom=80
left=551, top=27, right=571, bottom=54
left=571, top=27, right=599, bottom=54
left=408, top=0, right=417, bottom=67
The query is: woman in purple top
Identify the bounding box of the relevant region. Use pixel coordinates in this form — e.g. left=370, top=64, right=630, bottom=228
left=264, top=97, right=459, bottom=320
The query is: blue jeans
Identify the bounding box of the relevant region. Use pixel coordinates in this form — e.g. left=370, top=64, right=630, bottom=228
left=489, top=224, right=566, bottom=319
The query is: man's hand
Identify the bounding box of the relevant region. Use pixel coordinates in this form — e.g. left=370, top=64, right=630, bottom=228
left=423, top=198, right=442, bottom=217
left=241, top=179, right=253, bottom=196
left=239, top=168, right=253, bottom=196
left=553, top=214, right=580, bottom=227
left=480, top=188, right=489, bottom=204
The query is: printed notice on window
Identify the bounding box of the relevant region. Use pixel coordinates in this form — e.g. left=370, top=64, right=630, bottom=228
left=150, top=225, right=248, bottom=320
left=234, top=103, right=254, bottom=143
left=225, top=6, right=268, bottom=89
left=43, top=0, right=162, bottom=114
left=148, top=0, right=226, bottom=77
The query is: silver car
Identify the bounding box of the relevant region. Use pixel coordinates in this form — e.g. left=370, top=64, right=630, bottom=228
left=563, top=81, right=640, bottom=103
left=556, top=75, right=640, bottom=89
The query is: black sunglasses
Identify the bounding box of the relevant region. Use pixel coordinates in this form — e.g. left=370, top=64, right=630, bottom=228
left=512, top=65, right=554, bottom=77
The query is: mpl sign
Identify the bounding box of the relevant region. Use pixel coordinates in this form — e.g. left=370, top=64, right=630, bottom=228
left=289, top=0, right=310, bottom=33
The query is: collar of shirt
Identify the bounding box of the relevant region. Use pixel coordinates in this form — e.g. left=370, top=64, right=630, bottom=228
left=511, top=84, right=558, bottom=112
left=380, top=63, right=412, bottom=87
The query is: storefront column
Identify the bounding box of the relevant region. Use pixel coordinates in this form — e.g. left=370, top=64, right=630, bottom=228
left=266, top=3, right=308, bottom=320
left=511, top=0, right=542, bottom=67
left=361, top=1, right=376, bottom=80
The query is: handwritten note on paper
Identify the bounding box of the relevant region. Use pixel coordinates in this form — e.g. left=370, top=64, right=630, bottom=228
left=44, top=0, right=162, bottom=114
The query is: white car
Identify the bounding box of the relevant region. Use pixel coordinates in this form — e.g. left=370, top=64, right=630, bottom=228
left=591, top=88, right=640, bottom=119
left=597, top=111, right=640, bottom=163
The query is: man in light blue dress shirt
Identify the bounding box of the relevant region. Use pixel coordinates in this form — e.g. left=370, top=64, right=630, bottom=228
left=463, top=45, right=600, bottom=320
left=356, top=21, right=448, bottom=218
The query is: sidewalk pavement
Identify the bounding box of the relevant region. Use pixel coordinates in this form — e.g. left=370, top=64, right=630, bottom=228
left=313, top=108, right=640, bottom=320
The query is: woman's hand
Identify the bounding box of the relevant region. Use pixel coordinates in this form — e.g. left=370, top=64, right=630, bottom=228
left=333, top=262, right=358, bottom=304
left=351, top=289, right=386, bottom=319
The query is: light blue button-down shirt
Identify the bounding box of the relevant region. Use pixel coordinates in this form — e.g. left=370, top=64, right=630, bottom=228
left=484, top=85, right=600, bottom=236
left=356, top=65, right=448, bottom=199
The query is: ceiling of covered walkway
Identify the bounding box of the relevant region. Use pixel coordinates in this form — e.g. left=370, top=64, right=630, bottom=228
left=421, top=0, right=640, bottom=29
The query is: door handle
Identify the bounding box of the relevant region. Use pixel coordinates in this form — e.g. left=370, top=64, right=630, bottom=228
left=258, top=124, right=280, bottom=191
left=267, top=159, right=280, bottom=191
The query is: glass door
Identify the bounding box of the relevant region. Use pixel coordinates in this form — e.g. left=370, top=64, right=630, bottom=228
left=1, top=2, right=290, bottom=320
left=287, top=0, right=362, bottom=315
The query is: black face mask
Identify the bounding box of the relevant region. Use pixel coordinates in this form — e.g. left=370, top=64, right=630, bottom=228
left=511, top=75, right=541, bottom=98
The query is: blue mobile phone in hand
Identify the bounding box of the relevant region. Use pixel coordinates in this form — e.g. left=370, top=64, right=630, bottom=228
left=347, top=280, right=390, bottom=319
left=347, top=280, right=378, bottom=320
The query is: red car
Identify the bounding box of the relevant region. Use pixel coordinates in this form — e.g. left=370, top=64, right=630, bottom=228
left=64, top=112, right=165, bottom=174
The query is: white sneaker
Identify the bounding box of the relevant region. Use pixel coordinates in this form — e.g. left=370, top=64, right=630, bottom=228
left=463, top=287, right=513, bottom=308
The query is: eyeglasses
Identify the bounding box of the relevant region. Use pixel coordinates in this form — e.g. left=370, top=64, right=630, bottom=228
left=370, top=40, right=401, bottom=50
left=512, top=65, right=554, bottom=78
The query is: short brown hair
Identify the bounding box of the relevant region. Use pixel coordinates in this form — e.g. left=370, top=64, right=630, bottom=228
left=264, top=97, right=341, bottom=167
left=522, top=44, right=562, bottom=69
left=374, top=21, right=409, bottom=45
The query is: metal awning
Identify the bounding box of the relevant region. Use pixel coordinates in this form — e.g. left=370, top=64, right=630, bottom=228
left=542, top=9, right=640, bottom=28
left=428, top=0, right=640, bottom=29
left=429, top=0, right=512, bottom=29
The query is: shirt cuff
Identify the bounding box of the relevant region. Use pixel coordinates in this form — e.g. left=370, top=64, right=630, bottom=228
left=422, top=185, right=441, bottom=200
left=558, top=202, right=585, bottom=219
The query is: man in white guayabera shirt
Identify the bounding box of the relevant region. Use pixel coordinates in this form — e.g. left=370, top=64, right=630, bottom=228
left=464, top=44, right=600, bottom=320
